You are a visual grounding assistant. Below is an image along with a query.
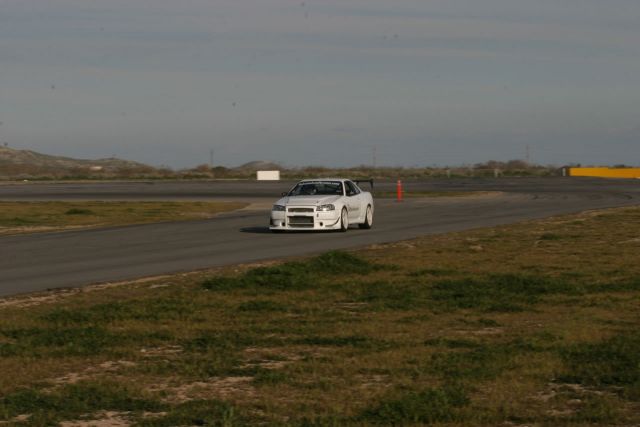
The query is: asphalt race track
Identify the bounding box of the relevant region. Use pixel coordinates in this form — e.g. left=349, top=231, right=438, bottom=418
left=1, top=178, right=639, bottom=297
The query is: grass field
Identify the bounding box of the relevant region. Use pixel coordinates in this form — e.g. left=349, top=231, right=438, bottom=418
left=0, top=201, right=247, bottom=235
left=1, top=207, right=640, bottom=425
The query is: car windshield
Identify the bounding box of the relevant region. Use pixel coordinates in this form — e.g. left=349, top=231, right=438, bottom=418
left=288, top=181, right=343, bottom=197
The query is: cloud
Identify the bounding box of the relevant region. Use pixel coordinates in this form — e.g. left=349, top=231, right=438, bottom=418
left=1, top=0, right=639, bottom=167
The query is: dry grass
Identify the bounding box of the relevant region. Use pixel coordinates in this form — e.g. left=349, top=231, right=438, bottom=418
left=1, top=207, right=640, bottom=425
left=0, top=201, right=247, bottom=235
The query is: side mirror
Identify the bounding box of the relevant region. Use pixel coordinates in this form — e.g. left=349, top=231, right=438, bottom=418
left=281, top=192, right=287, bottom=197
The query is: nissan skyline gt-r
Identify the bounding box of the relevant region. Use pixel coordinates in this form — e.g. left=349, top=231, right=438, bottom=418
left=270, top=179, right=374, bottom=232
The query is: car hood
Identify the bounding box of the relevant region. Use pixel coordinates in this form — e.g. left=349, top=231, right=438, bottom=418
left=276, top=195, right=341, bottom=207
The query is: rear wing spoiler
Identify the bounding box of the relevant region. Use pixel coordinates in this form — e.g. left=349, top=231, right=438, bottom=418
left=354, top=179, right=374, bottom=190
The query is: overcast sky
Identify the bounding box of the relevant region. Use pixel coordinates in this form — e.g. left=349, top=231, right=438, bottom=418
left=1, top=0, right=639, bottom=168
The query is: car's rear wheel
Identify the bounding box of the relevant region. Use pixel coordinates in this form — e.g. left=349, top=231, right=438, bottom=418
left=359, top=205, right=373, bottom=229
left=340, top=208, right=349, bottom=232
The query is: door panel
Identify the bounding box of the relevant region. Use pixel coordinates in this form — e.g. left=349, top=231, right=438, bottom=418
left=345, top=181, right=362, bottom=221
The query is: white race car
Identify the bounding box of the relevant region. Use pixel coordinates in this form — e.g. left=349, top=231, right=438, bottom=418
left=270, top=179, right=374, bottom=232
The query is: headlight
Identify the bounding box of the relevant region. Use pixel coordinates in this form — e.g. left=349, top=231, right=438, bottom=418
left=272, top=205, right=286, bottom=212
left=316, top=204, right=335, bottom=212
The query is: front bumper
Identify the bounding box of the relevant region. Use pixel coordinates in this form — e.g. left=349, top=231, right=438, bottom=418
left=270, top=208, right=341, bottom=231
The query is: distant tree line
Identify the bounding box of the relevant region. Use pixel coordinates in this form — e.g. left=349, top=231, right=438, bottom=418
left=0, top=159, right=571, bottom=181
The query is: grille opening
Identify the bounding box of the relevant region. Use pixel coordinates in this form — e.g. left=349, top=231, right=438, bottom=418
left=288, top=216, right=314, bottom=227
left=288, top=207, right=315, bottom=213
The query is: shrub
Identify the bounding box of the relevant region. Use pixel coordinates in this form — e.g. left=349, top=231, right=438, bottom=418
left=65, top=208, right=94, bottom=215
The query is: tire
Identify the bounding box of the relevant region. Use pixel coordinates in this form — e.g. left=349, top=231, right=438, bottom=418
left=340, top=208, right=349, bottom=232
left=359, top=205, right=373, bottom=229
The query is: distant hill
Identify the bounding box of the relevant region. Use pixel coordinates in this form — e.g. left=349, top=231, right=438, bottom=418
left=0, top=147, right=563, bottom=181
left=0, top=147, right=287, bottom=180
left=233, top=160, right=283, bottom=171
left=0, top=147, right=157, bottom=179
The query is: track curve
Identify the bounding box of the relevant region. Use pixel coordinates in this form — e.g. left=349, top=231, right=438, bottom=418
left=1, top=178, right=639, bottom=297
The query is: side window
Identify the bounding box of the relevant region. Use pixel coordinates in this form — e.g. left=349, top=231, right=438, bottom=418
left=345, top=181, right=360, bottom=196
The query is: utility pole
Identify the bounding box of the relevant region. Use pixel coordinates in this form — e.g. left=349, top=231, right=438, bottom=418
left=526, top=145, right=531, bottom=164
left=210, top=149, right=214, bottom=168
left=372, top=146, right=377, bottom=169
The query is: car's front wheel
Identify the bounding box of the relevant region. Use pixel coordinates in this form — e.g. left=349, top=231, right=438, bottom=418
left=359, top=205, right=373, bottom=229
left=340, top=208, right=349, bottom=232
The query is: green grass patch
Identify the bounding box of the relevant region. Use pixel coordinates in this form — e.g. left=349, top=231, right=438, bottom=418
left=569, top=395, right=622, bottom=424
left=0, top=381, right=165, bottom=425
left=181, top=331, right=262, bottom=353
left=41, top=298, right=197, bottom=325
left=138, top=355, right=241, bottom=380
left=407, top=267, right=457, bottom=277
left=237, top=299, right=289, bottom=312
left=252, top=369, right=289, bottom=386
left=293, top=335, right=386, bottom=349
left=0, top=201, right=246, bottom=234
left=0, top=326, right=172, bottom=359
left=427, top=342, right=519, bottom=382
left=347, top=280, right=430, bottom=310
left=0, top=298, right=197, bottom=358
left=202, top=251, right=386, bottom=293
left=429, top=274, right=583, bottom=312
left=65, top=208, right=94, bottom=215
left=539, top=233, right=563, bottom=240
left=2, top=217, right=38, bottom=227
left=560, top=332, right=640, bottom=399
left=359, top=385, right=470, bottom=424
left=137, top=399, right=241, bottom=427
left=0, top=326, right=121, bottom=357
left=424, top=334, right=558, bottom=384
left=345, top=273, right=584, bottom=312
